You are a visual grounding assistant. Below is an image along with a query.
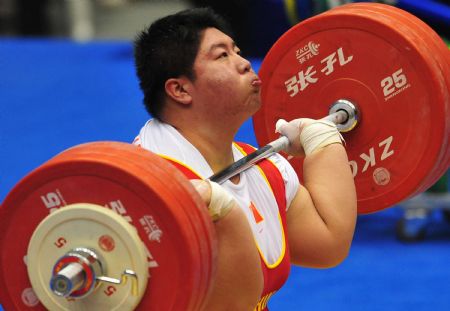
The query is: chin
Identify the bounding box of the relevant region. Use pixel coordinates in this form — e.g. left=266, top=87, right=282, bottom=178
left=249, top=98, right=262, bottom=112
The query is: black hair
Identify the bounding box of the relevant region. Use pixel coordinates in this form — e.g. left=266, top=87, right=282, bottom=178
left=134, top=7, right=233, bottom=120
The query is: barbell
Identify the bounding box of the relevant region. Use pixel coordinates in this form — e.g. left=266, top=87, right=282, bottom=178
left=0, top=3, right=449, bottom=310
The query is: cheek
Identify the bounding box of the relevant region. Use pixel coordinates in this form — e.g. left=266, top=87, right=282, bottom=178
left=204, top=68, right=233, bottom=86
left=201, top=73, right=238, bottom=98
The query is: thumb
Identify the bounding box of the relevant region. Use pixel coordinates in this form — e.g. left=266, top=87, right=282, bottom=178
left=275, top=119, right=288, bottom=134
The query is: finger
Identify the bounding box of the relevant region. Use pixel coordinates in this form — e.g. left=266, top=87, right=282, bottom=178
left=190, top=179, right=211, bottom=204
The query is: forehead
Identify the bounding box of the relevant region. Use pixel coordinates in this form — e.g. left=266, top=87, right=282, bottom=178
left=198, top=28, right=235, bottom=54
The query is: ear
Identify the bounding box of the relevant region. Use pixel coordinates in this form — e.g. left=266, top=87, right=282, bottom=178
left=165, top=77, right=192, bottom=105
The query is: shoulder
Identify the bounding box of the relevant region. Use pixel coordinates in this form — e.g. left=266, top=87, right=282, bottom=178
left=134, top=119, right=213, bottom=178
left=134, top=119, right=185, bottom=153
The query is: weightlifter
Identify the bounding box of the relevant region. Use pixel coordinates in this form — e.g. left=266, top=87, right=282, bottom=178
left=133, top=8, right=357, bottom=310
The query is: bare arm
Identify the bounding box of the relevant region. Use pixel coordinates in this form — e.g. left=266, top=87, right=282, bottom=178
left=287, top=144, right=357, bottom=267
left=276, top=118, right=357, bottom=268
left=191, top=180, right=263, bottom=310
left=202, top=206, right=263, bottom=310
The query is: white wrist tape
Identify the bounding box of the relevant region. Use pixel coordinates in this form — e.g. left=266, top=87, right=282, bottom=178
left=300, top=120, right=344, bottom=155
left=206, top=180, right=235, bottom=221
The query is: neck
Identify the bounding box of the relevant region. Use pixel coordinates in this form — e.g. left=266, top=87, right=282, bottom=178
left=177, top=123, right=238, bottom=174
left=162, top=102, right=247, bottom=175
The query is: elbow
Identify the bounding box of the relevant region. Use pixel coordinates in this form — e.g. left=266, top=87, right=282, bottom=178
left=323, top=227, right=355, bottom=268
left=295, top=238, right=353, bottom=269
left=327, top=230, right=354, bottom=268
left=318, top=223, right=356, bottom=268
left=319, top=244, right=352, bottom=268
left=308, top=245, right=351, bottom=269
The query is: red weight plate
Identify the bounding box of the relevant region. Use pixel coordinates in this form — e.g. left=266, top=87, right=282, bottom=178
left=0, top=142, right=216, bottom=311
left=328, top=3, right=450, bottom=195
left=254, top=5, right=449, bottom=213
left=60, top=143, right=216, bottom=311
left=53, top=142, right=216, bottom=310
left=315, top=6, right=449, bottom=205
left=51, top=142, right=216, bottom=310
left=324, top=4, right=450, bottom=195
left=378, top=5, right=450, bottom=193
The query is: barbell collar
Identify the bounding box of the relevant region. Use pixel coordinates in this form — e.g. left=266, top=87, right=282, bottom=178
left=329, top=99, right=359, bottom=132
left=96, top=269, right=139, bottom=297
left=50, top=247, right=103, bottom=298
left=50, top=246, right=141, bottom=299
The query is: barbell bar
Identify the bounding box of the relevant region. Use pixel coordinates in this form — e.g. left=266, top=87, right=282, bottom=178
left=209, top=99, right=358, bottom=184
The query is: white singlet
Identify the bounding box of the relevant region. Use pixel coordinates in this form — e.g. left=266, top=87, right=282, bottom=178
left=134, top=119, right=300, bottom=266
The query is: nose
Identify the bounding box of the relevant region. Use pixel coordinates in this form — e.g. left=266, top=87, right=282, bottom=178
left=237, top=54, right=252, bottom=74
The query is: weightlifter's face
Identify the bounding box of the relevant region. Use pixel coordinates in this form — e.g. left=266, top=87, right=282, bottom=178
left=189, top=27, right=261, bottom=121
